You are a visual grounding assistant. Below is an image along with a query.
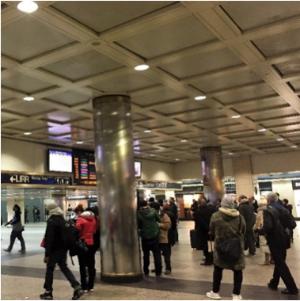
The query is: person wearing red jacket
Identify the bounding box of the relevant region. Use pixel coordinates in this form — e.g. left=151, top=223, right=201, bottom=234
left=76, top=209, right=97, bottom=293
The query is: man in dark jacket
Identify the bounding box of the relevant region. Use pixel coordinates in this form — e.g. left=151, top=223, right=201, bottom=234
left=137, top=200, right=162, bottom=276
left=169, top=197, right=179, bottom=243
left=40, top=201, right=83, bottom=300
left=263, top=192, right=298, bottom=295
left=194, top=197, right=216, bottom=265
left=238, top=195, right=256, bottom=256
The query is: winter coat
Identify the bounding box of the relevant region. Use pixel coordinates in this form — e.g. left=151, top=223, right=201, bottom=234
left=194, top=204, right=216, bottom=249
left=76, top=211, right=97, bottom=246
left=159, top=212, right=171, bottom=243
left=238, top=201, right=256, bottom=231
left=210, top=207, right=246, bottom=271
left=44, top=209, right=67, bottom=257
left=137, top=206, right=160, bottom=240
left=6, top=211, right=23, bottom=232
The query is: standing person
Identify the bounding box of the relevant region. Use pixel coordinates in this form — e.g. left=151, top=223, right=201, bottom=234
left=76, top=208, right=97, bottom=293
left=4, top=204, right=26, bottom=254
left=25, top=206, right=29, bottom=224
left=190, top=199, right=198, bottom=218
left=263, top=193, right=298, bottom=295
left=238, top=195, right=256, bottom=256
left=206, top=195, right=246, bottom=300
left=153, top=203, right=172, bottom=275
left=40, top=201, right=83, bottom=300
left=249, top=196, right=258, bottom=213
left=33, top=206, right=37, bottom=223
left=194, top=196, right=216, bottom=265
left=169, top=197, right=179, bottom=243
left=137, top=200, right=162, bottom=277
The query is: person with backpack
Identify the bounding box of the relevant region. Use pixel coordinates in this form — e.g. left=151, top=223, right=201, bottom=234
left=76, top=208, right=97, bottom=293
left=206, top=195, right=246, bottom=300
left=137, top=200, right=162, bottom=276
left=263, top=192, right=298, bottom=295
left=40, top=200, right=83, bottom=300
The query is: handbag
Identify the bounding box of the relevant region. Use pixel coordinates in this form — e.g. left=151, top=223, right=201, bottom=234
left=40, top=237, right=45, bottom=248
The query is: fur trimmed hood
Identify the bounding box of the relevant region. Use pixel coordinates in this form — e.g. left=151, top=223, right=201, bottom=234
left=219, top=207, right=240, bottom=217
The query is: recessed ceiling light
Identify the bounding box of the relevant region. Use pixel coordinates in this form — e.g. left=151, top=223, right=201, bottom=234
left=96, top=111, right=102, bottom=116
left=126, top=112, right=131, bottom=117
left=258, top=128, right=267, bottom=132
left=76, top=141, right=84, bottom=144
left=17, top=0, right=38, bottom=13
left=277, top=138, right=284, bottom=142
left=194, top=95, right=206, bottom=101
left=175, top=158, right=180, bottom=161
left=134, top=64, right=149, bottom=71
left=181, top=139, right=187, bottom=143
left=111, top=111, right=118, bottom=116
left=291, top=145, right=298, bottom=149
left=144, top=129, right=152, bottom=133
left=23, top=96, right=34, bottom=102
left=24, top=132, right=32, bottom=136
left=150, top=154, right=155, bottom=157
left=231, top=115, right=241, bottom=119
left=228, top=152, right=234, bottom=155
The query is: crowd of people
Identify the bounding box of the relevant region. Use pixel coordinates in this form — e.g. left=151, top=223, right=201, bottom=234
left=2, top=192, right=298, bottom=300
left=189, top=192, right=298, bottom=299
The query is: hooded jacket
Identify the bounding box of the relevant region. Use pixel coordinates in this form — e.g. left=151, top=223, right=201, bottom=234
left=210, top=207, right=246, bottom=270
left=137, top=206, right=160, bottom=240
left=158, top=212, right=171, bottom=243
left=76, top=211, right=97, bottom=246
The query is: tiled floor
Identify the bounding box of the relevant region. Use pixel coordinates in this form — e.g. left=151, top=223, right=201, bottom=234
left=1, top=221, right=300, bottom=300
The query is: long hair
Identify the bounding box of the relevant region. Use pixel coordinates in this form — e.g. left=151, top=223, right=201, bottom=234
left=13, top=204, right=21, bottom=213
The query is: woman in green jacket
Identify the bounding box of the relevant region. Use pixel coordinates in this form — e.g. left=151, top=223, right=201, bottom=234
left=206, top=195, right=246, bottom=300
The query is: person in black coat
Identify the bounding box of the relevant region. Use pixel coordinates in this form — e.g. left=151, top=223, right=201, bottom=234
left=4, top=204, right=26, bottom=253
left=194, top=196, right=216, bottom=265
left=40, top=201, right=83, bottom=300
left=263, top=193, right=298, bottom=295
left=238, top=195, right=256, bottom=256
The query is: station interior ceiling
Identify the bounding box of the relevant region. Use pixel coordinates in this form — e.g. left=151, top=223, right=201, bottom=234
left=2, top=1, right=300, bottom=163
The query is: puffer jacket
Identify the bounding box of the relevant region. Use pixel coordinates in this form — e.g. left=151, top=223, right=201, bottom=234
left=210, top=207, right=246, bottom=271
left=76, top=211, right=97, bottom=246
left=159, top=212, right=171, bottom=243
left=137, top=206, right=160, bottom=240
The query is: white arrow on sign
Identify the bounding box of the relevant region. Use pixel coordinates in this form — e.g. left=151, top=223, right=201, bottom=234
left=10, top=176, right=16, bottom=183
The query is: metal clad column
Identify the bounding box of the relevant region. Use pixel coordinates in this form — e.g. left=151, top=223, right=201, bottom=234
left=200, top=146, right=224, bottom=204
left=93, top=95, right=142, bottom=283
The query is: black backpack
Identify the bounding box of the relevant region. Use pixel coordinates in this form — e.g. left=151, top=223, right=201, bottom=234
left=63, top=220, right=88, bottom=261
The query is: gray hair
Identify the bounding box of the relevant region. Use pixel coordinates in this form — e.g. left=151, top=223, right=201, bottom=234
left=221, top=194, right=236, bottom=209
left=266, top=192, right=278, bottom=203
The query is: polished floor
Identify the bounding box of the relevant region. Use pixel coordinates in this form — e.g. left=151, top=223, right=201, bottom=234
left=1, top=221, right=300, bottom=300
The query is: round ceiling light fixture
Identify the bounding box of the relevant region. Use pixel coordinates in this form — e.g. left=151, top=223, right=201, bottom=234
left=231, top=115, right=241, bottom=119
left=194, top=95, right=206, bottom=101
left=258, top=128, right=267, bottom=132
left=23, top=96, right=34, bottom=102
left=144, top=129, right=152, bottom=133
left=24, top=132, right=32, bottom=135
left=134, top=64, right=149, bottom=71
left=277, top=138, right=284, bottom=142
left=76, top=141, right=84, bottom=144
left=17, top=0, right=38, bottom=13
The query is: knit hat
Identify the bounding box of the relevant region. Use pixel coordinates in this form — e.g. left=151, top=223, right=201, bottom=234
left=221, top=194, right=236, bottom=209
left=44, top=199, right=58, bottom=211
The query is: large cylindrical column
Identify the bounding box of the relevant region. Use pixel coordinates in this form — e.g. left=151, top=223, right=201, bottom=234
left=200, top=146, right=224, bottom=204
left=92, top=95, right=142, bottom=283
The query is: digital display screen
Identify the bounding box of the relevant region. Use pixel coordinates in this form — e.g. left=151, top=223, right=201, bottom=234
left=48, top=149, right=72, bottom=173
left=135, top=161, right=142, bottom=178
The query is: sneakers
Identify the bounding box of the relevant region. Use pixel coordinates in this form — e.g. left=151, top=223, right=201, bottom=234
left=40, top=291, right=53, bottom=300
left=232, top=294, right=243, bottom=300
left=164, top=270, right=171, bottom=275
left=206, top=291, right=221, bottom=299
left=72, top=287, right=84, bottom=300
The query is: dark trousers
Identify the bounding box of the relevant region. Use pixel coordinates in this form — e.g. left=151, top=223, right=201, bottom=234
left=203, top=240, right=213, bottom=263
left=244, top=230, right=256, bottom=255
left=44, top=250, right=79, bottom=292
left=141, top=238, right=162, bottom=275
left=213, top=265, right=243, bottom=295
left=7, top=230, right=25, bottom=251
left=269, top=246, right=298, bottom=292
left=77, top=246, right=96, bottom=290
left=159, top=243, right=171, bottom=271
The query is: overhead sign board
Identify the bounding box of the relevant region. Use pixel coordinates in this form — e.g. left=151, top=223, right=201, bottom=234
left=292, top=180, right=300, bottom=190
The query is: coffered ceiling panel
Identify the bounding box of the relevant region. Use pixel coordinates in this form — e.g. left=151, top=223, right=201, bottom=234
left=68, top=119, right=93, bottom=130
left=290, top=80, right=300, bottom=91
left=118, top=15, right=216, bottom=59
left=213, top=125, right=252, bottom=135
left=46, top=91, right=90, bottom=106
left=270, top=124, right=300, bottom=134
left=191, top=70, right=261, bottom=93
left=2, top=100, right=55, bottom=116
left=275, top=60, right=300, bottom=76
left=42, top=111, right=86, bottom=123
left=247, top=107, right=298, bottom=121
left=132, top=86, right=185, bottom=107
left=161, top=48, right=242, bottom=79
left=254, top=28, right=300, bottom=57
left=2, top=17, right=74, bottom=61
left=282, top=130, right=300, bottom=138
left=42, top=50, right=122, bottom=81
left=159, top=127, right=192, bottom=135
left=174, top=110, right=224, bottom=123
left=222, top=2, right=300, bottom=31
left=7, top=120, right=47, bottom=131
left=194, top=117, right=240, bottom=129
left=2, top=72, right=55, bottom=94
left=1, top=112, right=17, bottom=124
left=261, top=115, right=300, bottom=127
left=90, top=71, right=158, bottom=93
left=52, top=1, right=173, bottom=33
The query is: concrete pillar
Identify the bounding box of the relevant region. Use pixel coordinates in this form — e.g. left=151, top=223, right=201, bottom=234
left=233, top=155, right=254, bottom=197
left=92, top=95, right=142, bottom=283
left=200, top=146, right=224, bottom=204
